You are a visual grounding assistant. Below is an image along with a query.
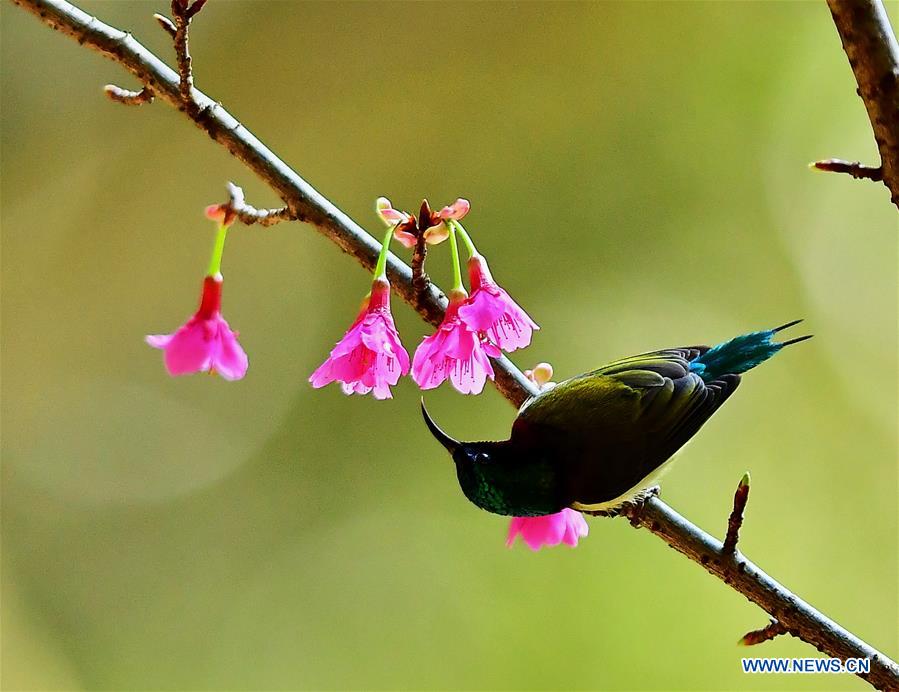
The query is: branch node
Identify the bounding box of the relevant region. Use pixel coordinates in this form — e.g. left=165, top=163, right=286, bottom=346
left=739, top=619, right=788, bottom=647
left=607, top=485, right=660, bottom=523
left=723, top=471, right=751, bottom=555
left=215, top=182, right=296, bottom=227
left=810, top=158, right=883, bottom=181
left=103, top=84, right=153, bottom=105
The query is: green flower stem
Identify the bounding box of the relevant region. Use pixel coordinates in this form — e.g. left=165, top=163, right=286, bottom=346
left=373, top=224, right=395, bottom=280
left=206, top=223, right=229, bottom=277
left=448, top=222, right=464, bottom=292
left=452, top=220, right=478, bottom=256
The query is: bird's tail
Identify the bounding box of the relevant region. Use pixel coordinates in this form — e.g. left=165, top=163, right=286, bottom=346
left=688, top=319, right=812, bottom=382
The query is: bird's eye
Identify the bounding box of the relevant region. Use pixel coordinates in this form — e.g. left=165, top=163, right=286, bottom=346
left=473, top=452, right=490, bottom=464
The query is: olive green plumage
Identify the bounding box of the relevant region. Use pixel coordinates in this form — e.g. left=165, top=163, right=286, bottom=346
left=423, top=322, right=811, bottom=517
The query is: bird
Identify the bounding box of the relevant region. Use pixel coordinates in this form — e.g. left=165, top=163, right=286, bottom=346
left=421, top=320, right=812, bottom=517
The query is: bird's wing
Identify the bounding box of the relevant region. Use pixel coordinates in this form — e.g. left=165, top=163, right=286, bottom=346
left=514, top=347, right=740, bottom=507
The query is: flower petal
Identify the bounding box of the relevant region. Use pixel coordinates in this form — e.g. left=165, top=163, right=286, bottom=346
left=211, top=317, right=249, bottom=380
left=458, top=282, right=539, bottom=353
left=160, top=319, right=215, bottom=376
left=437, top=198, right=470, bottom=221
left=394, top=227, right=418, bottom=248
left=376, top=197, right=410, bottom=226
left=506, top=517, right=526, bottom=547
left=145, top=333, right=174, bottom=349
left=423, top=222, right=450, bottom=245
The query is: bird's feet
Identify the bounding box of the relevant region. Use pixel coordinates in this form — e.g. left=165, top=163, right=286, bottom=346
left=619, top=485, right=661, bottom=525
left=583, top=486, right=661, bottom=518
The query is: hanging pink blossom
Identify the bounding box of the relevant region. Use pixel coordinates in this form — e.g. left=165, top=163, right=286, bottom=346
left=309, top=278, right=410, bottom=400
left=506, top=509, right=589, bottom=551
left=458, top=254, right=539, bottom=352
left=412, top=291, right=500, bottom=395
left=146, top=275, right=248, bottom=380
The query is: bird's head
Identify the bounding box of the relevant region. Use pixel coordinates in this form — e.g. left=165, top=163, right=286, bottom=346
left=420, top=400, right=561, bottom=517
left=419, top=399, right=497, bottom=468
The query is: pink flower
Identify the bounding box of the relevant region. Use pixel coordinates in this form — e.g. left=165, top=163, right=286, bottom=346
left=146, top=275, right=248, bottom=380
left=376, top=197, right=468, bottom=248
left=412, top=290, right=501, bottom=395
left=309, top=278, right=410, bottom=400
left=506, top=509, right=589, bottom=551
left=458, top=254, right=539, bottom=352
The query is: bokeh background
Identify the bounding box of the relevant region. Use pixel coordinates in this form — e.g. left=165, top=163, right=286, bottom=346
left=2, top=2, right=897, bottom=690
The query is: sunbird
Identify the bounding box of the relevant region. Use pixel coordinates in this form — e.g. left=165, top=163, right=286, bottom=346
left=422, top=320, right=812, bottom=516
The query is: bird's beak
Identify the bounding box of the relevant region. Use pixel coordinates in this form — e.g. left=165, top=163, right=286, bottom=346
left=420, top=399, right=459, bottom=455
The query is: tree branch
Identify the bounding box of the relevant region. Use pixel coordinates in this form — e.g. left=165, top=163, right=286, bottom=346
left=623, top=499, right=898, bottom=688
left=10, top=0, right=899, bottom=688
left=825, top=0, right=899, bottom=209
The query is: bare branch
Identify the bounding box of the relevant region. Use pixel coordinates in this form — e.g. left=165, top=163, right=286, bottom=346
left=10, top=1, right=899, bottom=688
left=623, top=497, right=898, bottom=689
left=103, top=83, right=153, bottom=105
left=722, top=471, right=750, bottom=554
left=825, top=0, right=899, bottom=208
left=811, top=158, right=884, bottom=181
left=739, top=619, right=789, bottom=647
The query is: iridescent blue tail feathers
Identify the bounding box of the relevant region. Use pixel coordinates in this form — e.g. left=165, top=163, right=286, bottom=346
left=688, top=320, right=812, bottom=382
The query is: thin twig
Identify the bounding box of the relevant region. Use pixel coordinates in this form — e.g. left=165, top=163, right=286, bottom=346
left=10, top=1, right=899, bottom=688
left=825, top=0, right=899, bottom=209
left=739, top=619, right=789, bottom=647
left=410, top=232, right=429, bottom=295
left=410, top=199, right=434, bottom=307
left=103, top=83, right=153, bottom=105
left=811, top=158, right=884, bottom=181
left=169, top=0, right=202, bottom=113
left=224, top=182, right=294, bottom=227
left=185, top=0, right=207, bottom=20
left=722, top=471, right=750, bottom=554
left=153, top=13, right=176, bottom=39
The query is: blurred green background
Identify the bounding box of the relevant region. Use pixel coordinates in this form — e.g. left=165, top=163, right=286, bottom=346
left=2, top=2, right=896, bottom=690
